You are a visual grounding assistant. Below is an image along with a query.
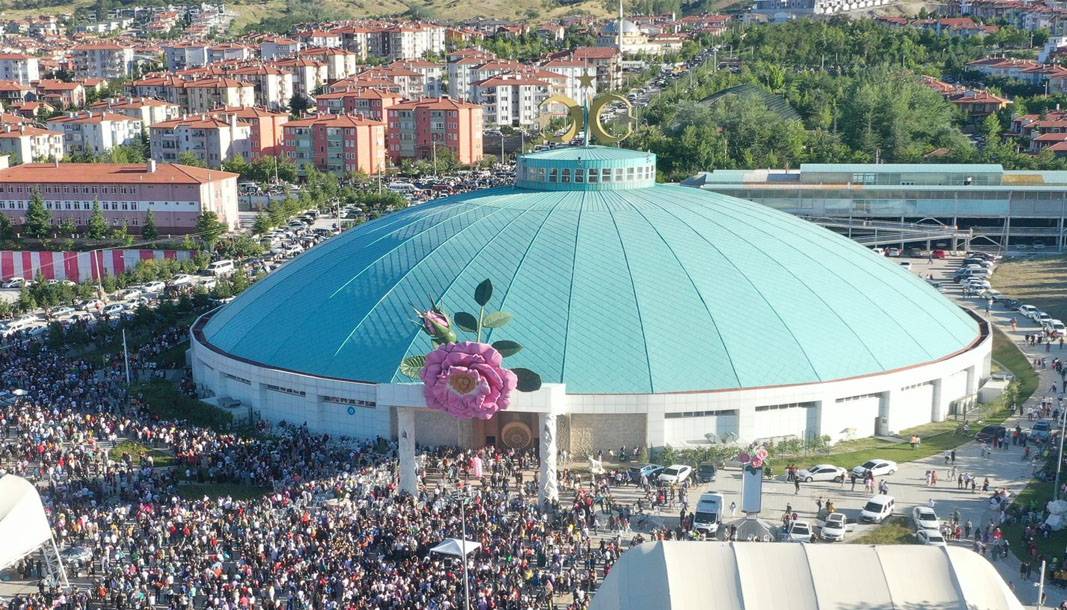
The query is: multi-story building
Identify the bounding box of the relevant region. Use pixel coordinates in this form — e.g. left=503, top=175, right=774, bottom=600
left=369, top=24, right=446, bottom=60
left=185, top=77, right=255, bottom=114
left=0, top=54, right=39, bottom=85
left=446, top=48, right=496, bottom=99
left=260, top=37, right=302, bottom=61
left=569, top=47, right=622, bottom=91
left=315, top=88, right=402, bottom=120
left=162, top=42, right=209, bottom=71
left=471, top=73, right=552, bottom=127
left=274, top=57, right=328, bottom=99
left=214, top=106, right=289, bottom=159
left=541, top=58, right=599, bottom=100
left=684, top=163, right=1067, bottom=251
left=34, top=79, right=86, bottom=108
left=149, top=114, right=250, bottom=168
left=386, top=97, right=483, bottom=165
left=396, top=59, right=444, bottom=97
left=296, top=47, right=359, bottom=81
left=46, top=111, right=143, bottom=157
left=71, top=44, right=135, bottom=79
left=0, top=124, right=63, bottom=163
left=281, top=114, right=386, bottom=176
left=227, top=65, right=293, bottom=111
left=207, top=43, right=251, bottom=65
left=359, top=65, right=424, bottom=99
left=0, top=160, right=239, bottom=234
left=332, top=26, right=369, bottom=59
left=296, top=30, right=341, bottom=49
left=89, top=97, right=181, bottom=127
left=0, top=80, right=34, bottom=105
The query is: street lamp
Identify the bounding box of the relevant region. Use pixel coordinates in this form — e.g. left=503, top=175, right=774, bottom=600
left=449, top=486, right=473, bottom=610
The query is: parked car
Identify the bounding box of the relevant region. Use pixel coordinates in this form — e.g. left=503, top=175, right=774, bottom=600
left=784, top=520, right=814, bottom=542
left=796, top=464, right=847, bottom=483
left=103, top=304, right=124, bottom=315
left=1, top=278, right=24, bottom=288
left=697, top=462, right=717, bottom=483
left=820, top=512, right=849, bottom=542
left=916, top=529, right=947, bottom=546
left=851, top=459, right=898, bottom=478
left=860, top=494, right=895, bottom=523
left=900, top=261, right=913, bottom=271
left=932, top=249, right=947, bottom=259
left=1046, top=320, right=1067, bottom=337
left=1032, top=420, right=1053, bottom=443
left=657, top=464, right=693, bottom=485
left=887, top=248, right=901, bottom=257
left=628, top=463, right=664, bottom=483
left=1018, top=305, right=1039, bottom=319
left=49, top=306, right=75, bottom=318
left=975, top=425, right=1007, bottom=442
left=912, top=506, right=940, bottom=531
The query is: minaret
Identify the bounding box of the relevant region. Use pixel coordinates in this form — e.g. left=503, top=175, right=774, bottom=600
left=618, top=0, right=624, bottom=54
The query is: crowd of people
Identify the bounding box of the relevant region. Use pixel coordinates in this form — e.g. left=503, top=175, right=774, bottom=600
left=0, top=318, right=637, bottom=610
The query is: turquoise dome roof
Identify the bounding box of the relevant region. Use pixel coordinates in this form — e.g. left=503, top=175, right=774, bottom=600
left=202, top=148, right=978, bottom=394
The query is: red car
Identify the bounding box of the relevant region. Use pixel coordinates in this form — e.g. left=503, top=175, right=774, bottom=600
left=932, top=249, right=947, bottom=259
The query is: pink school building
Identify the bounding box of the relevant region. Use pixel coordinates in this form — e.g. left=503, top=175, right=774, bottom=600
left=0, top=160, right=238, bottom=235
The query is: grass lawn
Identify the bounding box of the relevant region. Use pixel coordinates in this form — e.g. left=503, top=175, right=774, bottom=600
left=991, top=326, right=1040, bottom=402
left=1001, top=479, right=1059, bottom=561
left=133, top=379, right=233, bottom=430
left=852, top=516, right=916, bottom=545
left=176, top=483, right=271, bottom=501
left=991, top=255, right=1067, bottom=324
left=155, top=340, right=189, bottom=369
left=109, top=440, right=175, bottom=468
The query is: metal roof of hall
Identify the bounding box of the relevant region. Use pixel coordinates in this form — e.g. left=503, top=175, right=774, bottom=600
left=201, top=178, right=978, bottom=394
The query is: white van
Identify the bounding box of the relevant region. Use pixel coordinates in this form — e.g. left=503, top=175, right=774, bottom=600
left=860, top=494, right=895, bottom=523
left=207, top=260, right=235, bottom=277
left=387, top=182, right=418, bottom=193
left=693, top=491, right=725, bottom=535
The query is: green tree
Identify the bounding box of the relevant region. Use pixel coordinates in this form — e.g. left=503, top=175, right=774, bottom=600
left=87, top=199, right=109, bottom=239
left=196, top=211, right=227, bottom=253
left=142, top=209, right=159, bottom=241
left=23, top=187, right=52, bottom=239
left=288, top=93, right=312, bottom=117
left=0, top=214, right=16, bottom=243
left=177, top=151, right=206, bottom=168
left=252, top=212, right=272, bottom=235
left=221, top=154, right=251, bottom=177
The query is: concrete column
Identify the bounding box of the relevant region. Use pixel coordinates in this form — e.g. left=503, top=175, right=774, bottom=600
left=965, top=365, right=978, bottom=396
left=539, top=411, right=558, bottom=506
left=931, top=378, right=948, bottom=423
left=877, top=389, right=894, bottom=436
left=397, top=406, right=418, bottom=496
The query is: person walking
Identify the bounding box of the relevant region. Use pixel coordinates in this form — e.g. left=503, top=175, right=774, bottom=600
left=794, top=477, right=800, bottom=495
left=850, top=473, right=857, bottom=491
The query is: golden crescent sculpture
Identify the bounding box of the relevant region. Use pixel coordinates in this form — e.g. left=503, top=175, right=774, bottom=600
left=538, top=94, right=584, bottom=143
left=590, top=93, right=633, bottom=144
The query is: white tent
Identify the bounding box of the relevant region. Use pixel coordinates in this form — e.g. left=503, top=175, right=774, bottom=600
left=590, top=541, right=1024, bottom=610
left=429, top=538, right=481, bottom=557
left=0, top=475, right=54, bottom=571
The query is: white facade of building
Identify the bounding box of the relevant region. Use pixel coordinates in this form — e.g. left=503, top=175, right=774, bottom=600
left=72, top=45, right=135, bottom=79
left=0, top=55, right=39, bottom=86
left=46, top=112, right=143, bottom=157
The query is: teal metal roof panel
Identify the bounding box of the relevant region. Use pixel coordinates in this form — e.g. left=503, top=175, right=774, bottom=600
left=202, top=184, right=980, bottom=394
left=522, top=145, right=653, bottom=162
left=799, top=163, right=1004, bottom=174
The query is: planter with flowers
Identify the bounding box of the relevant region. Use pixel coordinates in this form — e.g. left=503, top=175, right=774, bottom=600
left=399, top=279, right=541, bottom=420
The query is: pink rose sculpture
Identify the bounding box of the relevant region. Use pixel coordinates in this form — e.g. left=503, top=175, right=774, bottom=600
left=755, top=447, right=769, bottom=461
left=420, top=341, right=518, bottom=420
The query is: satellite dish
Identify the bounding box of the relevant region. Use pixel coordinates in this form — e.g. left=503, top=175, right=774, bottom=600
left=704, top=433, right=720, bottom=444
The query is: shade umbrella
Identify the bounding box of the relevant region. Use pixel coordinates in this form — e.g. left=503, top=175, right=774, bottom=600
left=429, top=537, right=481, bottom=557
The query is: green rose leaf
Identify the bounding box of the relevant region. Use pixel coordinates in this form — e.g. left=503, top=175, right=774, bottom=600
left=454, top=311, right=478, bottom=332
left=474, top=279, right=493, bottom=306
left=512, top=367, right=542, bottom=392
left=482, top=311, right=513, bottom=328
left=492, top=340, right=523, bottom=357
left=399, top=355, right=426, bottom=379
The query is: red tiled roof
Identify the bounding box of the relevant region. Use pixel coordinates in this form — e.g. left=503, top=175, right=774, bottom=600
left=0, top=162, right=236, bottom=184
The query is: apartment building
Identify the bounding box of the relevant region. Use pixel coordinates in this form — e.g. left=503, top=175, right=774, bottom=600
left=332, top=26, right=369, bottom=59
left=214, top=106, right=288, bottom=159
left=34, top=79, right=86, bottom=108
left=386, top=97, right=483, bottom=165
left=274, top=57, right=328, bottom=99
left=89, top=97, right=180, bottom=127
left=46, top=111, right=143, bottom=157
left=0, top=54, right=39, bottom=85
left=281, top=114, right=386, bottom=176
left=395, top=59, right=444, bottom=97
left=569, top=47, right=622, bottom=91
left=297, top=47, right=358, bottom=81
left=0, top=124, right=63, bottom=163
left=260, top=37, right=302, bottom=61
left=369, top=24, right=446, bottom=60
left=227, top=65, right=293, bottom=111
left=471, top=73, right=552, bottom=127
left=0, top=160, right=239, bottom=234
left=315, top=88, right=403, bottom=120
left=447, top=49, right=498, bottom=99
left=0, top=80, right=34, bottom=105
left=542, top=59, right=599, bottom=100
left=72, top=44, right=135, bottom=79
left=207, top=43, right=251, bottom=65
left=149, top=114, right=250, bottom=168
left=359, top=65, right=424, bottom=99
left=185, top=78, right=255, bottom=114
left=162, top=42, right=209, bottom=71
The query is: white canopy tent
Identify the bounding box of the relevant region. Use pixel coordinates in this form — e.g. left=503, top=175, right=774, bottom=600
left=429, top=538, right=481, bottom=557
left=0, top=475, right=66, bottom=586
left=590, top=541, right=1024, bottom=610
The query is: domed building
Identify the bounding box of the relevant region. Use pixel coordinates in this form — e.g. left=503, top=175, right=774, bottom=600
left=191, top=145, right=990, bottom=465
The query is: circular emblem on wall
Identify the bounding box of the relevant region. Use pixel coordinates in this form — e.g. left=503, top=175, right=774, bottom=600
left=500, top=421, right=533, bottom=449
left=347, top=406, right=356, bottom=415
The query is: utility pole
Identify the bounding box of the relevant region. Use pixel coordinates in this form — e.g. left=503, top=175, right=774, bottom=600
left=122, top=328, right=131, bottom=385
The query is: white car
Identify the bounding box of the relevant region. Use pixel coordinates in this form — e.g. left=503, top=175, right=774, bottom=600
left=657, top=464, right=693, bottom=485
left=1, top=278, right=24, bottom=288
left=121, top=288, right=142, bottom=300
left=820, top=512, right=849, bottom=542
left=103, top=304, right=124, bottom=315
left=50, top=306, right=75, bottom=318
left=1019, top=305, right=1039, bottom=319
left=899, top=261, right=912, bottom=271
left=916, top=529, right=947, bottom=547
left=912, top=506, right=940, bottom=531
left=143, top=281, right=166, bottom=293
left=851, top=459, right=897, bottom=478
left=784, top=520, right=813, bottom=543
left=796, top=464, right=847, bottom=483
